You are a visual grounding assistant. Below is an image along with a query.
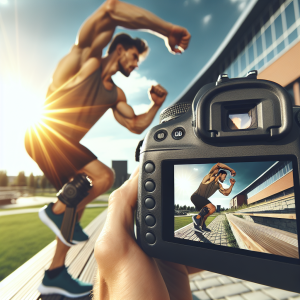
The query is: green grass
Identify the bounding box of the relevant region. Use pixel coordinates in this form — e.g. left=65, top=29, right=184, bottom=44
left=0, top=206, right=107, bottom=281
left=223, top=217, right=239, bottom=248
left=174, top=215, right=216, bottom=231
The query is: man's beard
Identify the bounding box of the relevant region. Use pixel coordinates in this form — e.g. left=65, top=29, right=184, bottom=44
left=118, top=61, right=130, bottom=77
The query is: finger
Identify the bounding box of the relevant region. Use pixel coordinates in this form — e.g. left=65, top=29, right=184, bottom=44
left=105, top=172, right=139, bottom=235
left=129, top=165, right=139, bottom=179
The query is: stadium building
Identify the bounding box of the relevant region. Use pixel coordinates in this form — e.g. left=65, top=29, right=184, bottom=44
left=176, top=0, right=300, bottom=105
left=230, top=161, right=294, bottom=208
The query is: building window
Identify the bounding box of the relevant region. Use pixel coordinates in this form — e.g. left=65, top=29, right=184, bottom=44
left=240, top=51, right=246, bottom=73
left=277, top=40, right=285, bottom=53
left=285, top=1, right=296, bottom=29
left=274, top=14, right=284, bottom=39
left=267, top=50, right=274, bottom=62
left=248, top=43, right=254, bottom=64
left=288, top=28, right=298, bottom=44
left=265, top=25, right=273, bottom=49
left=256, top=35, right=263, bottom=57
left=256, top=58, right=264, bottom=70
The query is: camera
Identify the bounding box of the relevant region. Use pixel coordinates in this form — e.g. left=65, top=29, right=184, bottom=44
left=136, top=71, right=300, bottom=292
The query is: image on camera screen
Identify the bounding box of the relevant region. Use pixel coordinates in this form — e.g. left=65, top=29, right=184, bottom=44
left=173, top=160, right=299, bottom=259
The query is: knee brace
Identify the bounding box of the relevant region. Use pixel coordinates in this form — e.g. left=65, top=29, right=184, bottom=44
left=57, top=173, right=93, bottom=207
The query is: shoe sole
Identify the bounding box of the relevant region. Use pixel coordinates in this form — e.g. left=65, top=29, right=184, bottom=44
left=39, top=206, right=74, bottom=247
left=192, top=227, right=203, bottom=233
left=193, top=223, right=203, bottom=233
left=38, top=283, right=91, bottom=298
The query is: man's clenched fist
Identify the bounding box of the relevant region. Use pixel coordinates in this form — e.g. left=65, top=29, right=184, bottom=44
left=149, top=84, right=168, bottom=106
left=230, top=178, right=236, bottom=185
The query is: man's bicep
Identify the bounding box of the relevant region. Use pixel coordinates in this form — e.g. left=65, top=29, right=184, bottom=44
left=76, top=2, right=115, bottom=53
left=201, top=174, right=211, bottom=184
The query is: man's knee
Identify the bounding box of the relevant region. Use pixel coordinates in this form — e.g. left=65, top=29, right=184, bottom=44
left=93, top=166, right=115, bottom=194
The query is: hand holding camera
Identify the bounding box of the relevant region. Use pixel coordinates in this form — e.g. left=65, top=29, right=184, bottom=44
left=94, top=169, right=201, bottom=300
left=137, top=71, right=300, bottom=293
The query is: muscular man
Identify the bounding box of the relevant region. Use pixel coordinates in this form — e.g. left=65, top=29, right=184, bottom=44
left=24, top=0, right=191, bottom=297
left=191, top=163, right=236, bottom=232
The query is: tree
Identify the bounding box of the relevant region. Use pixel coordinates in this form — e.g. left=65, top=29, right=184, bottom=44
left=41, top=175, right=47, bottom=191
left=0, top=171, right=8, bottom=186
left=28, top=173, right=35, bottom=189
left=183, top=205, right=187, bottom=210
left=17, top=171, right=27, bottom=186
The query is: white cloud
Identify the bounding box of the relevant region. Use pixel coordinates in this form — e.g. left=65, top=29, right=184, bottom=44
left=112, top=71, right=158, bottom=96
left=203, top=15, right=212, bottom=25
left=238, top=2, right=247, bottom=11
left=0, top=0, right=8, bottom=5
left=183, top=0, right=200, bottom=6
left=229, top=0, right=249, bottom=11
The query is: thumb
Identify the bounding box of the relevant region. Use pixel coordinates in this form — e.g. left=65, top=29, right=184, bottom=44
left=104, top=170, right=139, bottom=236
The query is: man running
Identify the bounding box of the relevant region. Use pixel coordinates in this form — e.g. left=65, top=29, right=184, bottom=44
left=191, top=163, right=236, bottom=232
left=24, top=0, right=191, bottom=297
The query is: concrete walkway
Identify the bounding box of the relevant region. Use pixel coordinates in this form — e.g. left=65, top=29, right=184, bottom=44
left=175, top=215, right=229, bottom=246
left=190, top=270, right=300, bottom=300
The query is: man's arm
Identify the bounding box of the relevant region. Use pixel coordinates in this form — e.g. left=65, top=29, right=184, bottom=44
left=209, top=163, right=236, bottom=176
left=112, top=85, right=167, bottom=134
left=77, top=0, right=191, bottom=60
left=219, top=179, right=236, bottom=196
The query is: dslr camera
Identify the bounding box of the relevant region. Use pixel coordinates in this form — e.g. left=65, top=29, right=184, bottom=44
left=136, top=71, right=300, bottom=293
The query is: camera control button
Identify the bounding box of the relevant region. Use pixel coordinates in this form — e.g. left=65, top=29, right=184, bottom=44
left=144, top=180, right=155, bottom=192
left=144, top=162, right=155, bottom=173
left=145, top=197, right=155, bottom=209
left=154, top=130, right=167, bottom=142
left=145, top=232, right=156, bottom=244
left=172, top=128, right=185, bottom=140
left=145, top=215, right=156, bottom=227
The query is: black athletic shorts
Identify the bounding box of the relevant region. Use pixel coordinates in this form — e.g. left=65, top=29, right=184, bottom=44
left=190, top=194, right=211, bottom=211
left=24, top=125, right=97, bottom=191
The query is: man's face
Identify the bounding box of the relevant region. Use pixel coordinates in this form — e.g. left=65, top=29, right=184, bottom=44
left=220, top=173, right=227, bottom=182
left=118, top=46, right=140, bottom=77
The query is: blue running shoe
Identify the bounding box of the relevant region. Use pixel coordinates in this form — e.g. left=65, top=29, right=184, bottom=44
left=202, top=222, right=211, bottom=232
left=38, top=266, right=92, bottom=298
left=73, top=221, right=89, bottom=243
left=192, top=215, right=200, bottom=227
left=39, top=203, right=89, bottom=246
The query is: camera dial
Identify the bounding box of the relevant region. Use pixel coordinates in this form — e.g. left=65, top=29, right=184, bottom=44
left=159, top=102, right=191, bottom=124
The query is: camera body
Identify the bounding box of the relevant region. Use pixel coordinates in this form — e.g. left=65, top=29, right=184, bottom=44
left=136, top=72, right=300, bottom=292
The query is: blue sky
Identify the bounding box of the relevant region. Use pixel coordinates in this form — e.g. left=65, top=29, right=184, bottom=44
left=174, top=161, right=277, bottom=208
left=0, top=0, right=254, bottom=176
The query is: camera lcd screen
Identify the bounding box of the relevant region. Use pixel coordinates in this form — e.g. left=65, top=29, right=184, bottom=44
left=173, top=160, right=299, bottom=260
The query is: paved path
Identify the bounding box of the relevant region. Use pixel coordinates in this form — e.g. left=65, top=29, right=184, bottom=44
left=190, top=270, right=300, bottom=300
left=175, top=215, right=229, bottom=246
left=0, top=204, right=108, bottom=216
